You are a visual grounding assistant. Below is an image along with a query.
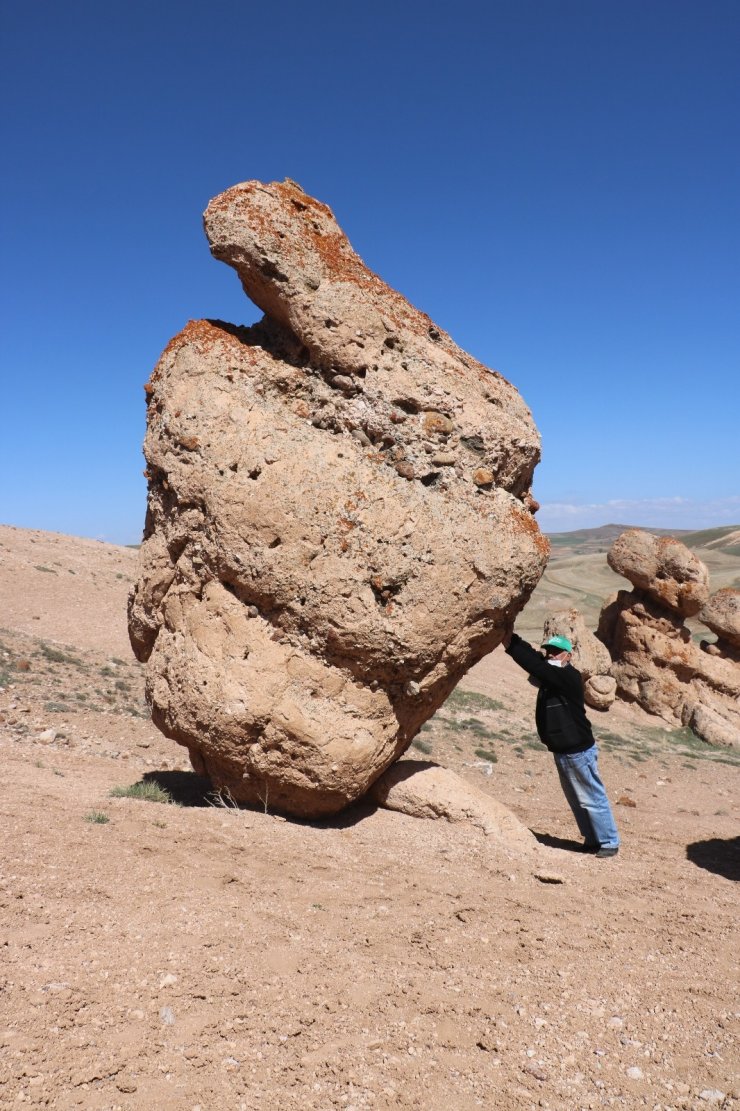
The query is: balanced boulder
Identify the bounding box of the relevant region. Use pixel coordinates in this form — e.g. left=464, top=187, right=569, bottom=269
left=598, top=531, right=739, bottom=749
left=129, top=180, right=549, bottom=816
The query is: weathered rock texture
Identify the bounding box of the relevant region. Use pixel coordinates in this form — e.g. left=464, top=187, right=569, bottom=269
left=369, top=761, right=537, bottom=852
left=542, top=608, right=616, bottom=710
left=699, top=588, right=740, bottom=651
left=607, top=529, right=709, bottom=617
left=129, top=179, right=549, bottom=816
left=598, top=530, right=740, bottom=749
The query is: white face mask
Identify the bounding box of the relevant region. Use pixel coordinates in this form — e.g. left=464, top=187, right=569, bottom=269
left=547, top=659, right=564, bottom=667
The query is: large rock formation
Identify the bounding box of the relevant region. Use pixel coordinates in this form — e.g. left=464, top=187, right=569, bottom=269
left=597, top=530, right=740, bottom=748
left=129, top=179, right=549, bottom=816
left=542, top=608, right=616, bottom=710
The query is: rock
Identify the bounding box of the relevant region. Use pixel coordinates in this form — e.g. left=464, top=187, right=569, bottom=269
left=542, top=608, right=615, bottom=709
left=584, top=674, right=617, bottom=710
left=597, top=532, right=740, bottom=748
left=36, top=728, right=58, bottom=744
left=686, top=703, right=739, bottom=749
left=617, top=795, right=637, bottom=808
left=699, top=587, right=740, bottom=649
left=533, top=871, right=565, bottom=884
left=626, top=1066, right=644, bottom=1080
left=607, top=529, right=709, bottom=617
left=368, top=760, right=537, bottom=852
left=129, top=180, right=549, bottom=817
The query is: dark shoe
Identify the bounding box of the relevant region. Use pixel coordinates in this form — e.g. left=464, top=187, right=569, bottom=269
left=579, top=843, right=599, bottom=853
left=595, top=846, right=619, bottom=858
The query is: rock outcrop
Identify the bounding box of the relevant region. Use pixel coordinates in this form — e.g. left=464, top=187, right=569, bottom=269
left=597, top=530, right=739, bottom=748
left=542, top=608, right=616, bottom=710
left=129, top=179, right=549, bottom=816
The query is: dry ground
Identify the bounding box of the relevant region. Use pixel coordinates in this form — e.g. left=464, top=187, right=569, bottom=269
left=0, top=525, right=737, bottom=1111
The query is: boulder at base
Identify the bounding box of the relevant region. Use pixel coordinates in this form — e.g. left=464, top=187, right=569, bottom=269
left=369, top=760, right=537, bottom=852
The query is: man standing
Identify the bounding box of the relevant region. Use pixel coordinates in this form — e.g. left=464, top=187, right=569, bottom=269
left=502, top=630, right=620, bottom=858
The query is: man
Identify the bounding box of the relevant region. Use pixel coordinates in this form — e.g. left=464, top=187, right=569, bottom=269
left=501, top=629, right=620, bottom=858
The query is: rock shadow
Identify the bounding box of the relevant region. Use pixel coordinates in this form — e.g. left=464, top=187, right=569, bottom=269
left=531, top=831, right=589, bottom=854
left=686, top=836, right=740, bottom=881
left=140, top=769, right=378, bottom=828
left=142, top=770, right=213, bottom=807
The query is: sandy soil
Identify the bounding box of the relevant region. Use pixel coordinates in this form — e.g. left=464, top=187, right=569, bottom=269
left=0, top=525, right=737, bottom=1110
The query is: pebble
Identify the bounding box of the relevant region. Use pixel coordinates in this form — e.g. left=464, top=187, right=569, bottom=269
left=159, top=973, right=177, bottom=988
left=160, top=1007, right=175, bottom=1025
left=626, top=1066, right=644, bottom=1080
left=533, top=871, right=565, bottom=885
left=699, top=1092, right=726, bottom=1103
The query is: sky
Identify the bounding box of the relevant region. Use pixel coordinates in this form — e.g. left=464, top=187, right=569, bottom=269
left=1, top=0, right=738, bottom=543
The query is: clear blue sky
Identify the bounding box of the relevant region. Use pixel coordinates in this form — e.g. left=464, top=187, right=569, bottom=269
left=2, top=0, right=738, bottom=543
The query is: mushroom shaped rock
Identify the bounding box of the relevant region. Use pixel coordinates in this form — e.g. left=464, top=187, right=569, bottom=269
left=129, top=181, right=549, bottom=817
left=699, top=588, right=740, bottom=651
left=607, top=529, right=709, bottom=617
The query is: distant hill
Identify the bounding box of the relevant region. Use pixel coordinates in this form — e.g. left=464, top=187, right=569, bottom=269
left=546, top=523, right=690, bottom=556
left=678, top=525, right=740, bottom=556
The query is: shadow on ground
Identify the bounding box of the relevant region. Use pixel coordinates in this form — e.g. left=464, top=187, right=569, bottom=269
left=532, top=831, right=589, bottom=854
left=686, top=836, right=740, bottom=881
left=141, top=769, right=377, bottom=828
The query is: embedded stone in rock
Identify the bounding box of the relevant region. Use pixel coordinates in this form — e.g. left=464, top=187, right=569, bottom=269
left=129, top=181, right=550, bottom=817
left=607, top=529, right=709, bottom=618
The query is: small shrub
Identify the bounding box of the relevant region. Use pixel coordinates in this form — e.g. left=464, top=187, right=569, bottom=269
left=448, top=689, right=504, bottom=713
left=110, top=780, right=175, bottom=804
left=114, top=679, right=130, bottom=691
left=100, top=666, right=114, bottom=676
left=44, top=701, right=72, bottom=713
left=412, top=738, right=433, bottom=755
left=39, top=643, right=80, bottom=666
left=474, top=747, right=498, bottom=763
left=85, top=811, right=110, bottom=824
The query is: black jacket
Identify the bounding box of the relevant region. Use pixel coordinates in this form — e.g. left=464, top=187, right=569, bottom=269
left=505, top=634, right=595, bottom=754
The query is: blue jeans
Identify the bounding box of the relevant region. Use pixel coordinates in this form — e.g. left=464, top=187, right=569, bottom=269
left=553, top=746, right=620, bottom=850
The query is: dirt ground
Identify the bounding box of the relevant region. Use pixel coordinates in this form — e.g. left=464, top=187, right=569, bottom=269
left=0, top=525, right=737, bottom=1110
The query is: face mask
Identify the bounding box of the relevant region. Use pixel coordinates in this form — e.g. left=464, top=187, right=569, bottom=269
left=547, top=659, right=563, bottom=667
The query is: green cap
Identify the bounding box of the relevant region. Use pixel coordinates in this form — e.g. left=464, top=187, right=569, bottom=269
left=542, top=634, right=573, bottom=653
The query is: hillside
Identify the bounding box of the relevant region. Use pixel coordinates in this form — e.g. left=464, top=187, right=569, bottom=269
left=0, top=524, right=738, bottom=1109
